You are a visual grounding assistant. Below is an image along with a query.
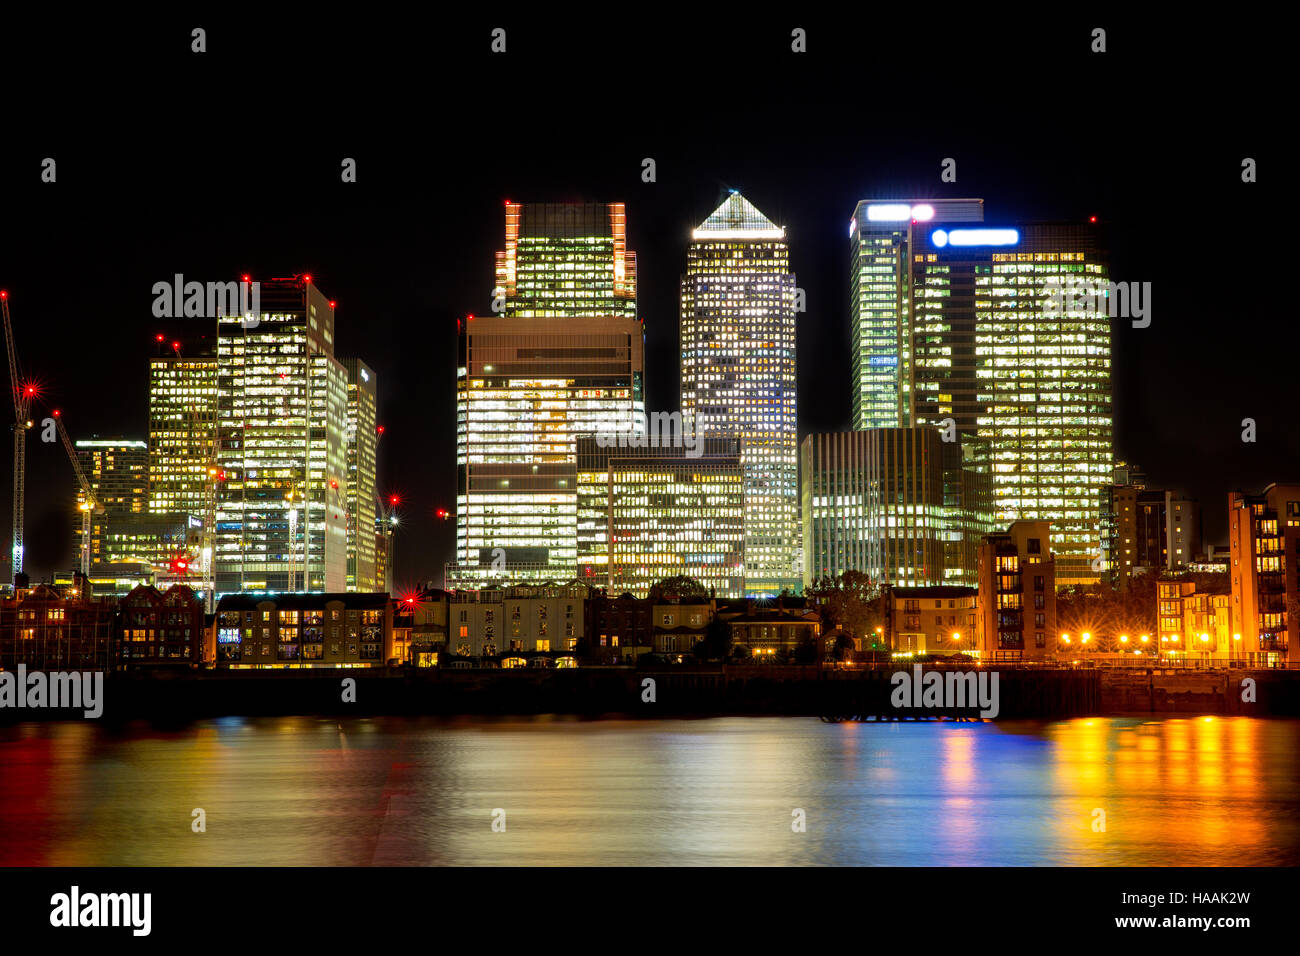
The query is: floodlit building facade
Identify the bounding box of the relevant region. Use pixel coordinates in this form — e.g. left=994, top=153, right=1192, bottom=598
left=885, top=585, right=979, bottom=657
left=681, top=193, right=800, bottom=596
left=342, top=358, right=378, bottom=592
left=576, top=435, right=745, bottom=597
left=977, top=519, right=1056, bottom=662
left=1229, top=484, right=1300, bottom=665
left=449, top=202, right=645, bottom=590
left=215, top=276, right=349, bottom=596
left=848, top=198, right=984, bottom=430
left=448, top=584, right=587, bottom=660
left=214, top=592, right=393, bottom=667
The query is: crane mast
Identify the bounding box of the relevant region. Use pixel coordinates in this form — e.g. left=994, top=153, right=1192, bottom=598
left=2, top=290, right=35, bottom=582
left=52, top=412, right=101, bottom=575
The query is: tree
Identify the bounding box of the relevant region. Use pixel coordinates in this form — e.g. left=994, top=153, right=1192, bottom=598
left=793, top=635, right=819, bottom=664
left=692, top=616, right=731, bottom=661
left=806, top=570, right=882, bottom=641
left=827, top=632, right=856, bottom=661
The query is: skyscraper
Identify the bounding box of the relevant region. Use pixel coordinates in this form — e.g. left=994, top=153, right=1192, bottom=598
left=342, top=358, right=378, bottom=592
left=848, top=199, right=984, bottom=430
left=681, top=193, right=799, bottom=596
left=576, top=435, right=745, bottom=597
left=147, top=346, right=218, bottom=518
left=448, top=203, right=644, bottom=590
left=495, top=202, right=636, bottom=320
left=801, top=427, right=991, bottom=589
left=215, top=276, right=349, bottom=595
left=972, top=223, right=1113, bottom=586
left=74, top=438, right=149, bottom=568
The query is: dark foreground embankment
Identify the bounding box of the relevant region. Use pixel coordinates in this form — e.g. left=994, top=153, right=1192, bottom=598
left=4, top=665, right=1297, bottom=723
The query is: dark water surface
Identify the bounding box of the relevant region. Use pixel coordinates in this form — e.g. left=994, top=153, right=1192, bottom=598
left=2, top=715, right=1296, bottom=866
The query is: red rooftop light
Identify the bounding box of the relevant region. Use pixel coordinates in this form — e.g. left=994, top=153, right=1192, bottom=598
left=1089, top=215, right=1098, bottom=223
left=303, top=274, right=312, bottom=283
left=155, top=333, right=165, bottom=342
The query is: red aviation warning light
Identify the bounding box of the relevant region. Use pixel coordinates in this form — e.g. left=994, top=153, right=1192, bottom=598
left=155, top=333, right=164, bottom=342
left=436, top=508, right=449, bottom=519
left=169, top=554, right=190, bottom=575
left=389, top=494, right=400, bottom=506
left=376, top=425, right=385, bottom=436
left=1089, top=215, right=1098, bottom=223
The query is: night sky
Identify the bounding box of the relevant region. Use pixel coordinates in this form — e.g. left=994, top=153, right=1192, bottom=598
left=0, top=12, right=1286, bottom=588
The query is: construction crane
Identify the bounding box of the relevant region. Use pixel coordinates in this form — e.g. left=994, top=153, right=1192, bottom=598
left=1, top=289, right=37, bottom=582
left=51, top=410, right=103, bottom=575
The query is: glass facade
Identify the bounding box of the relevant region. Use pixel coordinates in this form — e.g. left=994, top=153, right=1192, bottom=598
left=975, top=225, right=1112, bottom=586
left=342, top=358, right=378, bottom=592
left=681, top=194, right=799, bottom=596
left=216, top=279, right=349, bottom=595
left=450, top=202, right=645, bottom=590
left=849, top=199, right=984, bottom=430
left=148, top=354, right=218, bottom=517
left=576, top=436, right=744, bottom=597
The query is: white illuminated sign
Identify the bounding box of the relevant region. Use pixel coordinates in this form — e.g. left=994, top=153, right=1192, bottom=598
left=932, top=228, right=1019, bottom=248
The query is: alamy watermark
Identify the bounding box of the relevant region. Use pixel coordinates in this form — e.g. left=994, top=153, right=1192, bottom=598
left=595, top=410, right=703, bottom=458
left=0, top=666, right=104, bottom=718
left=1043, top=276, right=1151, bottom=328
left=152, top=274, right=260, bottom=327
left=890, top=664, right=999, bottom=718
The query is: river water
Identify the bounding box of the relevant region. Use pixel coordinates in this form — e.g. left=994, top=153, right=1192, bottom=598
left=1, top=715, right=1296, bottom=866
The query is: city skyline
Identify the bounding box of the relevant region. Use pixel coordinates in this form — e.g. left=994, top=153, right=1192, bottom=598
left=0, top=177, right=1286, bottom=588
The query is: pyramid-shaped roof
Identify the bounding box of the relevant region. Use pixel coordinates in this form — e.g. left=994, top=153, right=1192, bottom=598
left=693, top=193, right=785, bottom=240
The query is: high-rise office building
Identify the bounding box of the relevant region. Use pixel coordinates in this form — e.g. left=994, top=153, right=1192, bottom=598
left=342, top=358, right=378, bottom=592
left=494, top=202, right=636, bottom=320
left=681, top=193, right=799, bottom=596
left=576, top=435, right=745, bottom=597
left=801, top=427, right=992, bottom=589
left=848, top=199, right=984, bottom=430
left=1229, top=484, right=1300, bottom=665
left=450, top=315, right=644, bottom=589
left=972, top=222, right=1113, bottom=586
left=449, top=202, right=645, bottom=590
left=147, top=347, right=218, bottom=518
left=74, top=438, right=149, bottom=567
left=215, top=276, right=349, bottom=595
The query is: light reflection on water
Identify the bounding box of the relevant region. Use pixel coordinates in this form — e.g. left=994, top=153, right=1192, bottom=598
left=1, top=715, right=1296, bottom=866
